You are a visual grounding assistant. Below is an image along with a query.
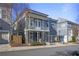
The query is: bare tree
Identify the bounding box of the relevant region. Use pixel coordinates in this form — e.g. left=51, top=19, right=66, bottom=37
left=12, top=3, right=30, bottom=35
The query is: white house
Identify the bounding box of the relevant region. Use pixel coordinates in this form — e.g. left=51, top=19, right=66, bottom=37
left=57, top=18, right=79, bottom=43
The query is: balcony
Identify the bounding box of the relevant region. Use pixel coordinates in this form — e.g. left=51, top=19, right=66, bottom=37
left=27, top=25, right=49, bottom=32
left=26, top=19, right=49, bottom=31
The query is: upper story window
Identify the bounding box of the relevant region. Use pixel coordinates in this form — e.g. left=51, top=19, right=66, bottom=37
left=34, top=18, right=37, bottom=27
left=30, top=20, right=33, bottom=26
left=68, top=24, right=72, bottom=29
left=34, top=18, right=41, bottom=27
left=30, top=17, right=35, bottom=29
left=61, top=24, right=66, bottom=28
left=38, top=20, right=41, bottom=27
left=41, top=20, right=44, bottom=27
left=44, top=20, right=48, bottom=28
left=58, top=23, right=67, bottom=29
left=51, top=23, right=56, bottom=29
left=2, top=9, right=6, bottom=18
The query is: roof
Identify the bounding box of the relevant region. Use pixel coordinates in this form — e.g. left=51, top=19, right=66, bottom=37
left=48, top=17, right=57, bottom=22
left=27, top=9, right=48, bottom=17
left=58, top=18, right=79, bottom=26
left=18, top=8, right=48, bottom=18
left=13, top=8, right=48, bottom=25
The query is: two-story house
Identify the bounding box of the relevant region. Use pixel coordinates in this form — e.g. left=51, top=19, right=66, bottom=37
left=57, top=18, right=79, bottom=43
left=13, top=9, right=49, bottom=45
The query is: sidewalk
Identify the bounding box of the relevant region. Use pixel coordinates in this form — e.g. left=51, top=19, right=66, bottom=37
left=0, top=43, right=78, bottom=52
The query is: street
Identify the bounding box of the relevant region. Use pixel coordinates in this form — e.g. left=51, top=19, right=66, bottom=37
left=0, top=45, right=79, bottom=56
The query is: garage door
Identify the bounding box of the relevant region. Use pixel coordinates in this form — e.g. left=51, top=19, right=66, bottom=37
left=0, top=32, right=9, bottom=44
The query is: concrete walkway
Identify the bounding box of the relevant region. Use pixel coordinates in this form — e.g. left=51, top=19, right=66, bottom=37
left=0, top=43, right=78, bottom=52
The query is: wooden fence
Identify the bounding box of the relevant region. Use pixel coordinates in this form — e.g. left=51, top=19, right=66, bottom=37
left=11, top=35, right=22, bottom=47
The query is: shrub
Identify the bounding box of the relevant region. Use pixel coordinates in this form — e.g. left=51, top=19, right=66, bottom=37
left=31, top=41, right=46, bottom=46
left=72, top=36, right=76, bottom=42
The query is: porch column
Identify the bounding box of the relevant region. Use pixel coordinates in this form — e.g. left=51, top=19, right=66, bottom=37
left=28, top=31, right=30, bottom=43
left=25, top=17, right=29, bottom=44
left=28, top=15, right=30, bottom=29
left=42, top=32, right=45, bottom=42
left=48, top=32, right=50, bottom=43
left=8, top=32, right=10, bottom=43
left=37, top=32, right=39, bottom=42
left=25, top=31, right=29, bottom=44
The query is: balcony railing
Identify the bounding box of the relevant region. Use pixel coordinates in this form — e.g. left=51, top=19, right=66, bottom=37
left=28, top=25, right=49, bottom=31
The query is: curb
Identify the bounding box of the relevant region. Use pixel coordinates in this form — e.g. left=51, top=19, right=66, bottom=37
left=0, top=43, right=78, bottom=52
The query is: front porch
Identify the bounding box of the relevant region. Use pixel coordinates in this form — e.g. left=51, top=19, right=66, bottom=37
left=25, top=31, right=49, bottom=45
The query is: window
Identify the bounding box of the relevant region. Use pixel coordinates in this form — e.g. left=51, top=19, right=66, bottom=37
left=38, top=20, right=41, bottom=27
left=2, top=9, right=6, bottom=18
left=34, top=18, right=37, bottom=27
left=44, top=21, right=48, bottom=28
left=0, top=27, right=2, bottom=29
left=41, top=20, right=45, bottom=29
left=30, top=20, right=34, bottom=28
left=68, top=24, right=72, bottom=28
left=30, top=20, right=32, bottom=26
left=51, top=23, right=56, bottom=29
left=46, top=21, right=48, bottom=27
left=61, top=24, right=66, bottom=28
left=34, top=19, right=41, bottom=27
left=30, top=18, right=40, bottom=29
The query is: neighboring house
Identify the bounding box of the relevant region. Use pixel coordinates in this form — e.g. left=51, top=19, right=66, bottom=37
left=13, top=9, right=49, bottom=45
left=0, top=4, right=12, bottom=44
left=57, top=18, right=79, bottom=43
left=77, top=27, right=79, bottom=41
left=48, top=18, right=57, bottom=43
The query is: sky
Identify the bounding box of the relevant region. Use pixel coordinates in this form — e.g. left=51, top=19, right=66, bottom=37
left=12, top=3, right=79, bottom=23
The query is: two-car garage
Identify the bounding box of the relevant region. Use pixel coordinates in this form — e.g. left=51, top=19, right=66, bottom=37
left=0, top=30, right=10, bottom=44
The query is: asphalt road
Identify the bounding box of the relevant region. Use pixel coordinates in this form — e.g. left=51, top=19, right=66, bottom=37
left=0, top=45, right=79, bottom=56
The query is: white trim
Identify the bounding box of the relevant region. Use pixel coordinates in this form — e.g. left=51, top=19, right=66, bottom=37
left=29, top=15, right=30, bottom=29
left=0, top=30, right=9, bottom=32
left=0, top=30, right=10, bottom=43
left=24, top=29, right=49, bottom=32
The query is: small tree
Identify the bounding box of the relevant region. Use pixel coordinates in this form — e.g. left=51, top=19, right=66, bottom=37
left=72, top=36, right=76, bottom=42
